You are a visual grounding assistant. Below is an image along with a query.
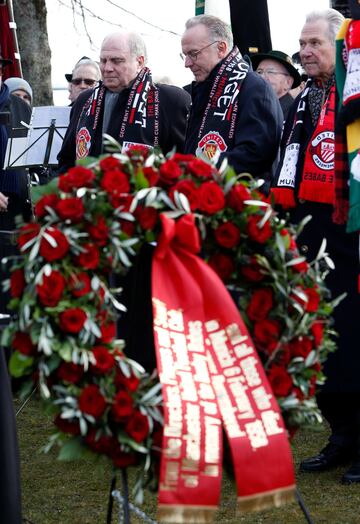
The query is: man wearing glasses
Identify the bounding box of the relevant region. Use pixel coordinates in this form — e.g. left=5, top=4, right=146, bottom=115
left=251, top=50, right=301, bottom=120
left=65, top=57, right=101, bottom=105
left=58, top=30, right=191, bottom=173
left=181, top=15, right=282, bottom=189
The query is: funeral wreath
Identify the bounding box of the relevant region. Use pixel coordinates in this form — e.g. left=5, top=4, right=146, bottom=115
left=2, top=142, right=337, bottom=498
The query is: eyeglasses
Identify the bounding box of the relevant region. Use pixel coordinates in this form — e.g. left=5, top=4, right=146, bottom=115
left=71, top=78, right=97, bottom=86
left=180, top=41, right=220, bottom=62
left=256, top=69, right=290, bottom=78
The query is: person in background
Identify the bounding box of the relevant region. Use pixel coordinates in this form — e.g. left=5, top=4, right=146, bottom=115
left=65, top=57, right=101, bottom=104
left=4, top=77, right=32, bottom=106
left=251, top=50, right=301, bottom=120
left=0, top=46, right=23, bottom=524
left=181, top=15, right=282, bottom=191
left=58, top=30, right=191, bottom=173
left=272, top=8, right=360, bottom=484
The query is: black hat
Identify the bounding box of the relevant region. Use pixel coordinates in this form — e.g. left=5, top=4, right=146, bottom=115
left=250, top=50, right=301, bottom=88
left=65, top=56, right=91, bottom=82
left=0, top=46, right=13, bottom=68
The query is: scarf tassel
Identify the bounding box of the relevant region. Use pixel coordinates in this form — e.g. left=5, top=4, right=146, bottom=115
left=271, top=188, right=296, bottom=208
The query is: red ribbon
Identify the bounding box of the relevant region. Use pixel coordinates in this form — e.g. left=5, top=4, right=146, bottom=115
left=152, top=214, right=295, bottom=523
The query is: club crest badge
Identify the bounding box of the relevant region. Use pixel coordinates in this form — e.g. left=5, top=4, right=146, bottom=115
left=197, top=131, right=227, bottom=160
left=76, top=127, right=91, bottom=159
left=310, top=131, right=335, bottom=171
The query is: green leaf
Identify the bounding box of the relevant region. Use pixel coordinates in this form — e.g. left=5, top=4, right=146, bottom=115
left=58, top=437, right=86, bottom=461
left=31, top=177, right=59, bottom=203
left=8, top=351, right=34, bottom=378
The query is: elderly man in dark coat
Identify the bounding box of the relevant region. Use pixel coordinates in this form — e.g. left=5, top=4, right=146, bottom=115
left=272, top=8, right=360, bottom=484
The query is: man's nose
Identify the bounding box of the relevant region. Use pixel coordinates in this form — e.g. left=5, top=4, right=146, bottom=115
left=184, top=55, right=194, bottom=68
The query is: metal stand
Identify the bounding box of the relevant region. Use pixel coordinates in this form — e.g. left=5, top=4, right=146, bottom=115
left=295, top=487, right=315, bottom=524
left=108, top=468, right=158, bottom=524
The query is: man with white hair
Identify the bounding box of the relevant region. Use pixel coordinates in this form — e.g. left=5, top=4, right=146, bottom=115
left=272, top=8, right=360, bottom=484
left=58, top=30, right=191, bottom=172
left=66, top=57, right=101, bottom=104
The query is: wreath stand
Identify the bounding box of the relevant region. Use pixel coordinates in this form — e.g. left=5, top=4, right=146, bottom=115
left=106, top=472, right=314, bottom=524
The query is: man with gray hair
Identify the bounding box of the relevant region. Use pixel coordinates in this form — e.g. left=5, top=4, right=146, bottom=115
left=272, top=8, right=360, bottom=484
left=58, top=30, right=191, bottom=172
left=181, top=15, right=282, bottom=188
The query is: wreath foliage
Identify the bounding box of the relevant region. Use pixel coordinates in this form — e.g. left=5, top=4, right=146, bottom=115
left=2, top=142, right=337, bottom=497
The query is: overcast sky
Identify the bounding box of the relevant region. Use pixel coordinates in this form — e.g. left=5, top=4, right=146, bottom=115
left=45, top=0, right=330, bottom=105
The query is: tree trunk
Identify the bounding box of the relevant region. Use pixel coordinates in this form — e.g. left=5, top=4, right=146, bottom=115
left=13, top=0, right=53, bottom=106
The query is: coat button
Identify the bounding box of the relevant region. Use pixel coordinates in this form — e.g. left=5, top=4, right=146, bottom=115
left=300, top=245, right=308, bottom=254
left=299, top=199, right=306, bottom=204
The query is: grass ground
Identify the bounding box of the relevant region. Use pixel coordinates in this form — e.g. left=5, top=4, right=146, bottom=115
left=16, top=398, right=360, bottom=524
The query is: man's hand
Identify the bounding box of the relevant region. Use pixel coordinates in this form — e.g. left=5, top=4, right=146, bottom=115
left=0, top=192, right=8, bottom=212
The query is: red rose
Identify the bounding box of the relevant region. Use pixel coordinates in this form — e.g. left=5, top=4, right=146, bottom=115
left=208, top=253, right=234, bottom=281
left=10, top=268, right=26, bottom=298
left=241, top=256, right=265, bottom=282
left=18, top=223, right=41, bottom=251
left=54, top=415, right=80, bottom=435
left=109, top=193, right=133, bottom=210
left=127, top=144, right=150, bottom=159
left=214, top=222, right=240, bottom=249
left=59, top=166, right=96, bottom=192
left=34, top=194, right=60, bottom=218
left=247, top=215, right=273, bottom=244
left=114, top=370, right=140, bottom=392
left=99, top=156, right=123, bottom=171
left=39, top=227, right=69, bottom=261
left=120, top=220, right=135, bottom=237
left=78, top=384, right=106, bottom=418
left=59, top=308, right=87, bottom=334
left=292, top=286, right=320, bottom=313
left=169, top=179, right=199, bottom=211
left=87, top=216, right=109, bottom=246
left=36, top=270, right=66, bottom=307
left=76, top=243, right=100, bottom=270
left=134, top=206, right=158, bottom=231
left=171, top=153, right=197, bottom=163
left=98, top=322, right=116, bottom=343
left=246, top=288, right=273, bottom=322
left=159, top=159, right=182, bottom=185
left=227, top=183, right=251, bottom=212
left=267, top=365, right=293, bottom=397
left=69, top=272, right=92, bottom=297
left=85, top=429, right=116, bottom=455
left=305, top=287, right=321, bottom=313
left=110, top=447, right=138, bottom=468
left=57, top=361, right=84, bottom=384
left=198, top=181, right=225, bottom=214
left=111, top=390, right=134, bottom=422
left=311, top=321, right=324, bottom=347
left=100, top=168, right=130, bottom=195
left=254, top=319, right=280, bottom=351
left=142, top=166, right=159, bottom=187
left=91, top=346, right=116, bottom=374
left=12, top=332, right=36, bottom=356
left=289, top=336, right=313, bottom=359
left=125, top=411, right=150, bottom=443
left=187, top=159, right=213, bottom=178
left=56, top=197, right=84, bottom=222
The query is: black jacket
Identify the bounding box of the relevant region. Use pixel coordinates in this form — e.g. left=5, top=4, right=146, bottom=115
left=184, top=62, right=283, bottom=183
left=57, top=83, right=191, bottom=173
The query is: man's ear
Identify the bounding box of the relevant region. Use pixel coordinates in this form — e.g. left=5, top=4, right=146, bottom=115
left=137, top=55, right=145, bottom=69
left=217, top=41, right=229, bottom=58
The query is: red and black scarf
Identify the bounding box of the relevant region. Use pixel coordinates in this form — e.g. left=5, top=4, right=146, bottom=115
left=75, top=67, right=159, bottom=159
left=195, top=47, right=249, bottom=161
left=272, top=80, right=336, bottom=208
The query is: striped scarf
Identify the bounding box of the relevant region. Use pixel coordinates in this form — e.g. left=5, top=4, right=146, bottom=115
left=334, top=18, right=360, bottom=233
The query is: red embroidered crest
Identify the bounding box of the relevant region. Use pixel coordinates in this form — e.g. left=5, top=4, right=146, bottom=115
left=76, top=127, right=91, bottom=159
left=198, top=131, right=227, bottom=160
